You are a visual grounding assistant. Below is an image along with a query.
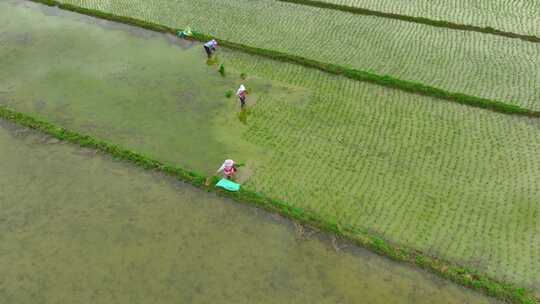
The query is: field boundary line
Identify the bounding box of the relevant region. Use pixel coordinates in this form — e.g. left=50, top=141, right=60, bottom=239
left=27, top=0, right=540, bottom=118
left=1, top=107, right=538, bottom=304
left=276, top=0, right=540, bottom=43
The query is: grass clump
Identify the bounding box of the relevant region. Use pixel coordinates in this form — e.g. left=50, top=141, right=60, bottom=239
left=225, top=90, right=233, bottom=98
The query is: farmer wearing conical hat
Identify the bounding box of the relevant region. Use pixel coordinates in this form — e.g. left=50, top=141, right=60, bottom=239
left=236, top=84, right=247, bottom=108
left=203, top=39, right=218, bottom=58
left=217, top=159, right=237, bottom=179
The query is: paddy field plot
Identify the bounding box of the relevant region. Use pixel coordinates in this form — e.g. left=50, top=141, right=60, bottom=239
left=56, top=0, right=540, bottom=111
left=1, top=0, right=539, bottom=292
left=1, top=120, right=503, bottom=304
left=221, top=49, right=540, bottom=290
left=314, top=0, right=540, bottom=37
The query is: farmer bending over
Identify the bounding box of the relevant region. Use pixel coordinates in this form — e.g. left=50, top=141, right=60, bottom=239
left=203, top=39, right=218, bottom=58
left=217, top=159, right=237, bottom=179
left=236, top=85, right=247, bottom=108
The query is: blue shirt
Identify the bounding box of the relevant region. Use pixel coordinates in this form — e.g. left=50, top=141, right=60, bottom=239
left=204, top=40, right=217, bottom=48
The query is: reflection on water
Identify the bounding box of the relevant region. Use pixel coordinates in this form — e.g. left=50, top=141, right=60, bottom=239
left=0, top=121, right=498, bottom=303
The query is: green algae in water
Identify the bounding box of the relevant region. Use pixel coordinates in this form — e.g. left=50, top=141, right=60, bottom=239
left=0, top=120, right=500, bottom=304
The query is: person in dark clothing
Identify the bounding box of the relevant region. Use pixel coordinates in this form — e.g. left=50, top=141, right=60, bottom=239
left=203, top=39, right=218, bottom=57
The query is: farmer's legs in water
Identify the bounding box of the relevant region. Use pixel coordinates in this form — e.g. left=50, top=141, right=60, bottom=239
left=240, top=96, right=246, bottom=107
left=225, top=167, right=237, bottom=180
left=204, top=45, right=212, bottom=57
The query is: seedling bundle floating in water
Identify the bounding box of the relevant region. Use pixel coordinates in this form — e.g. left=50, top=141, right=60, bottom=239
left=219, top=64, right=225, bottom=76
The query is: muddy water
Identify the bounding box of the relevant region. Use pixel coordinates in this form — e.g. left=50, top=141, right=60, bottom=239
left=0, top=0, right=307, bottom=175
left=0, top=120, right=499, bottom=303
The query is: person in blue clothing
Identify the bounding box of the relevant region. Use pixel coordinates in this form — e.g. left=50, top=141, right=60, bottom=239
left=203, top=39, right=218, bottom=58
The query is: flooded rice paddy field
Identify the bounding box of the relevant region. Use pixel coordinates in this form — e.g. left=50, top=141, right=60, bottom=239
left=1, top=0, right=539, bottom=295
left=0, top=121, right=501, bottom=303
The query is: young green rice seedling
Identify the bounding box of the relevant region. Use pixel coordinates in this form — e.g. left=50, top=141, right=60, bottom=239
left=219, top=64, right=225, bottom=76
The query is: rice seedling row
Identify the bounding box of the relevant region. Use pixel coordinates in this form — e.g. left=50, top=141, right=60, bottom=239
left=276, top=0, right=540, bottom=43
left=309, top=0, right=540, bottom=38
left=55, top=0, right=540, bottom=111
